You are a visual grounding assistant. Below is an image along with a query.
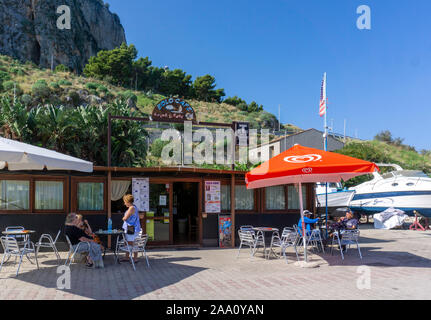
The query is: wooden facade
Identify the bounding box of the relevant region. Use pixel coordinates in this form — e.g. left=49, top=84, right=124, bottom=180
left=0, top=166, right=316, bottom=248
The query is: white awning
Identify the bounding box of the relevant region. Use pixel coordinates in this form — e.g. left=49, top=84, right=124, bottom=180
left=0, top=137, right=93, bottom=172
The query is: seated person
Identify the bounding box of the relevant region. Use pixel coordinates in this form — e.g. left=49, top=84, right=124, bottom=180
left=76, top=214, right=103, bottom=248
left=297, top=210, right=319, bottom=236
left=64, top=213, right=103, bottom=268
left=328, top=208, right=358, bottom=235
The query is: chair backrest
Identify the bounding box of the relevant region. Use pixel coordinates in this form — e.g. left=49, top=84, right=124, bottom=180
left=282, top=227, right=295, bottom=237
left=240, top=225, right=254, bottom=231
left=5, top=226, right=25, bottom=239
left=285, top=231, right=298, bottom=244
left=341, top=230, right=360, bottom=242
left=6, top=226, right=24, bottom=232
left=238, top=230, right=255, bottom=242
left=1, top=236, right=20, bottom=253
left=133, top=234, right=148, bottom=249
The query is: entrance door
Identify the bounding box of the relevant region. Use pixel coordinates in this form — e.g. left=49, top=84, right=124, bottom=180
left=145, top=183, right=171, bottom=245
left=173, top=182, right=199, bottom=245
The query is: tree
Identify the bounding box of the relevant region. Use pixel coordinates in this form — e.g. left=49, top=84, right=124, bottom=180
left=159, top=69, right=192, bottom=97
left=133, top=57, right=152, bottom=90
left=374, top=130, right=393, bottom=143
left=83, top=43, right=138, bottom=86
left=248, top=101, right=263, bottom=113
left=193, top=75, right=225, bottom=102
left=223, top=96, right=246, bottom=106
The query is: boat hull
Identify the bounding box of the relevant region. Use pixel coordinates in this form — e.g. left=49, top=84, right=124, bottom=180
left=349, top=191, right=431, bottom=217
left=316, top=190, right=355, bottom=215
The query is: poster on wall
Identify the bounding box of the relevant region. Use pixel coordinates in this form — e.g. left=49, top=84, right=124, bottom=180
left=218, top=215, right=232, bottom=248
left=205, top=181, right=221, bottom=213
left=132, top=178, right=149, bottom=212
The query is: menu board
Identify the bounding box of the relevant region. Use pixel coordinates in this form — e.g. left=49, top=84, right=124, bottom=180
left=205, top=181, right=221, bottom=213
left=218, top=215, right=232, bottom=248
left=132, top=178, right=149, bottom=212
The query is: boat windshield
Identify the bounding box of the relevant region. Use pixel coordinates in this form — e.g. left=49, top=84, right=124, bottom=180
left=382, top=170, right=429, bottom=179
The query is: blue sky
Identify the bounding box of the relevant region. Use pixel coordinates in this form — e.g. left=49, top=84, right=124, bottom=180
left=108, top=0, right=431, bottom=150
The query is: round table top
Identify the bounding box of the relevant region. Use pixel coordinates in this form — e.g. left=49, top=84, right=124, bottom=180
left=2, top=230, right=35, bottom=235
left=253, top=227, right=279, bottom=232
left=94, top=230, right=124, bottom=235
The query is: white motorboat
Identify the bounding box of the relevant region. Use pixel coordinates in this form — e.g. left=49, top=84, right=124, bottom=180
left=315, top=182, right=355, bottom=214
left=349, top=164, right=431, bottom=217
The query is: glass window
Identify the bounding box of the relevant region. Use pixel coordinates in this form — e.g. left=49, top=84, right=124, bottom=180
left=235, top=185, right=254, bottom=210
left=149, top=184, right=169, bottom=218
left=0, top=180, right=29, bottom=210
left=221, top=185, right=231, bottom=211
left=288, top=185, right=307, bottom=210
left=265, top=186, right=285, bottom=210
left=35, top=181, right=64, bottom=210
left=78, top=182, right=104, bottom=211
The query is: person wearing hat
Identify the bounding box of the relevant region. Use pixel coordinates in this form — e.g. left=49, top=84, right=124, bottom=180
left=329, top=208, right=358, bottom=235
left=297, top=210, right=319, bottom=237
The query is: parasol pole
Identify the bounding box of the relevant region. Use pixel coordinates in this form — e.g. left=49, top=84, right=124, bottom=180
left=299, top=182, right=307, bottom=262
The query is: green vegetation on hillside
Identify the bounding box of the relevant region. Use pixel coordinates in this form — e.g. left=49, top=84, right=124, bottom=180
left=336, top=139, right=431, bottom=187
left=0, top=53, right=286, bottom=130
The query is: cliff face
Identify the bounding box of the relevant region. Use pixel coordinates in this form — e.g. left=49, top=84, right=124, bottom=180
left=0, top=0, right=126, bottom=72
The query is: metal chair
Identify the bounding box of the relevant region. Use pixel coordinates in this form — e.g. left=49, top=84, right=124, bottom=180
left=305, top=229, right=325, bottom=253
left=237, top=229, right=265, bottom=258
left=0, top=236, right=39, bottom=276
left=64, top=235, right=91, bottom=267
left=331, top=229, right=362, bottom=260
left=5, top=226, right=28, bottom=246
left=35, top=230, right=61, bottom=264
left=117, top=233, right=150, bottom=271
left=269, top=227, right=300, bottom=263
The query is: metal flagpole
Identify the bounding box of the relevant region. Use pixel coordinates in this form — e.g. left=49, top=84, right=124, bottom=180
left=323, top=73, right=329, bottom=239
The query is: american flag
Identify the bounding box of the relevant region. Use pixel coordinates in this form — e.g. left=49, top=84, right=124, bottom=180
left=319, top=73, right=327, bottom=117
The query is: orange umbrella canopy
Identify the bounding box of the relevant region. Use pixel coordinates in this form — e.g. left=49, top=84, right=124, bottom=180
left=246, top=144, right=379, bottom=189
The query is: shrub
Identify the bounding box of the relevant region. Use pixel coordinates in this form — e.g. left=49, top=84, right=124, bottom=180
left=31, top=79, right=51, bottom=98
left=68, top=90, right=80, bottom=106
left=21, top=94, right=33, bottom=106
left=120, top=90, right=137, bottom=102
left=0, top=70, right=10, bottom=82
left=50, top=82, right=60, bottom=89
left=150, top=139, right=170, bottom=158
left=55, top=64, right=70, bottom=73
left=85, top=82, right=99, bottom=90
left=97, top=85, right=108, bottom=93
left=58, top=79, right=72, bottom=86
left=2, top=81, right=22, bottom=95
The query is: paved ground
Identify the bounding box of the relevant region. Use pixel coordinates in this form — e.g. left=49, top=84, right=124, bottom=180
left=1, top=225, right=431, bottom=300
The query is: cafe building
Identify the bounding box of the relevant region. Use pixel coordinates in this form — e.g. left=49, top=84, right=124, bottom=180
left=0, top=99, right=316, bottom=248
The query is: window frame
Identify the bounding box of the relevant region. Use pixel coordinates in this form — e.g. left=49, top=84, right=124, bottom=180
left=33, top=177, right=68, bottom=214
left=0, top=176, right=32, bottom=214
left=262, top=183, right=315, bottom=214
left=219, top=179, right=257, bottom=213
left=71, top=177, right=107, bottom=215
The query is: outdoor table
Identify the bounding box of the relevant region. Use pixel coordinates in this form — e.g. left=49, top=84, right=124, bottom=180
left=252, top=227, right=279, bottom=259
left=2, top=230, right=35, bottom=246
left=94, top=229, right=125, bottom=263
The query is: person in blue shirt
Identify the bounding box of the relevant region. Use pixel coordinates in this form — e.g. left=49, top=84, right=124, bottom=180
left=297, top=210, right=319, bottom=236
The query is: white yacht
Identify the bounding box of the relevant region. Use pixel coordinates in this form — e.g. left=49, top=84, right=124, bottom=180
left=349, top=164, right=431, bottom=217
left=315, top=182, right=355, bottom=214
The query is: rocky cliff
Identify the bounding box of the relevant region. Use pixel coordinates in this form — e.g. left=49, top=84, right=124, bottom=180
left=0, top=0, right=126, bottom=72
